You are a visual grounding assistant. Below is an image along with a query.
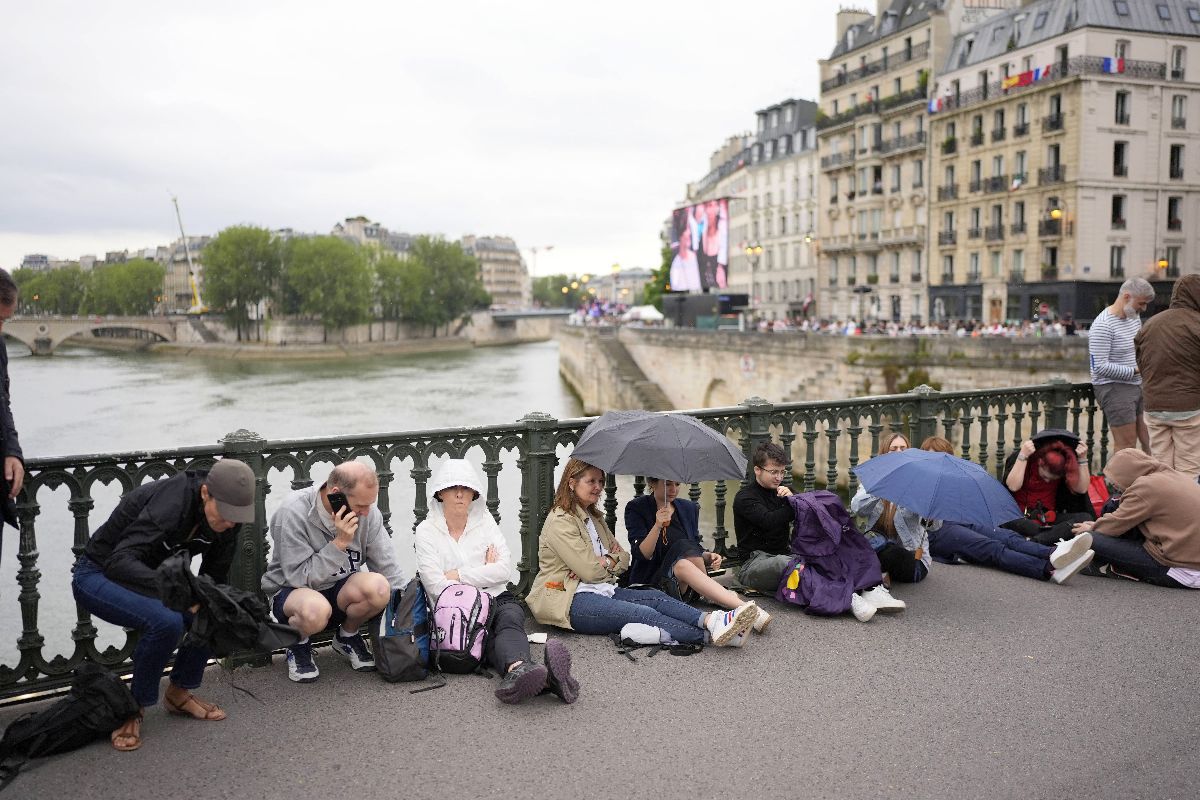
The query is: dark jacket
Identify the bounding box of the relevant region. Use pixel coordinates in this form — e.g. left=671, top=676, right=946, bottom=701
left=624, top=494, right=701, bottom=585
left=84, top=470, right=238, bottom=597
left=1135, top=274, right=1200, bottom=413
left=732, top=481, right=793, bottom=558
left=0, top=338, right=22, bottom=529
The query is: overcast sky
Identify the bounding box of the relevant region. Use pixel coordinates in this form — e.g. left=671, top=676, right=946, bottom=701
left=0, top=0, right=850, bottom=276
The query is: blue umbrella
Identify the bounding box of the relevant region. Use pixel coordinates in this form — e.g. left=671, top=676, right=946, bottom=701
left=851, top=449, right=1022, bottom=528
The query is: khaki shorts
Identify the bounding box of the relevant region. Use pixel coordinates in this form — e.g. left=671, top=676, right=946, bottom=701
left=1094, top=382, right=1143, bottom=427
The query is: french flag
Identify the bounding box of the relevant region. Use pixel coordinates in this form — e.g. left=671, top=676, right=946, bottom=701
left=928, top=96, right=942, bottom=113
left=1102, top=57, right=1125, bottom=74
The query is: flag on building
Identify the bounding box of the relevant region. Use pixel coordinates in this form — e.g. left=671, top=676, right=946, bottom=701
left=928, top=96, right=943, bottom=113
left=1002, top=75, right=1021, bottom=91
left=1102, top=57, right=1125, bottom=74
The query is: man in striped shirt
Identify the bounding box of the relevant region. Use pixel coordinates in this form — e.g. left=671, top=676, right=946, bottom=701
left=1089, top=278, right=1155, bottom=453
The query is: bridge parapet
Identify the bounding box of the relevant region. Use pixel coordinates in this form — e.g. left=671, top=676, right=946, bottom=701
left=4, top=316, right=177, bottom=355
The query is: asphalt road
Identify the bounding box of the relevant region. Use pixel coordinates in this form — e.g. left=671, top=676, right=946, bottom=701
left=2, top=565, right=1196, bottom=800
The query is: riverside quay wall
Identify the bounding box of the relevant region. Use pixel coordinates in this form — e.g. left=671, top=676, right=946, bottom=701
left=558, top=326, right=1092, bottom=413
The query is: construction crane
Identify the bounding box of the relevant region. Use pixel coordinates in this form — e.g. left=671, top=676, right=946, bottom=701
left=171, top=194, right=207, bottom=314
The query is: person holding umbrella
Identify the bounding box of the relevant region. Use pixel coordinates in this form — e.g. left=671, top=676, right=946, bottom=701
left=850, top=433, right=933, bottom=585
left=920, top=437, right=1095, bottom=584
left=1001, top=430, right=1094, bottom=545
left=526, top=459, right=759, bottom=648
left=625, top=477, right=770, bottom=633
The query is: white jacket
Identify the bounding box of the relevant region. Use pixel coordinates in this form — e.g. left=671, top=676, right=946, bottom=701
left=414, top=503, right=516, bottom=600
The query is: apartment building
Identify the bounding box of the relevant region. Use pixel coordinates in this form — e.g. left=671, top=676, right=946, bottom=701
left=682, top=133, right=752, bottom=300
left=817, top=1, right=1014, bottom=324
left=332, top=216, right=413, bottom=256
left=928, top=0, right=1200, bottom=323
left=460, top=235, right=530, bottom=308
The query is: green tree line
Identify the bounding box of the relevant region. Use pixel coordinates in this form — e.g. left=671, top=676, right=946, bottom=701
left=13, top=259, right=166, bottom=316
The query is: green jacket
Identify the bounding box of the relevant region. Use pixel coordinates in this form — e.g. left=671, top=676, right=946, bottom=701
left=526, top=505, right=631, bottom=629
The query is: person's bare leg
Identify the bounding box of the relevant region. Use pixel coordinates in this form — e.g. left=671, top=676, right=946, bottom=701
left=337, top=572, right=390, bottom=630
left=282, top=589, right=333, bottom=637
left=1135, top=415, right=1151, bottom=454
left=674, top=558, right=745, bottom=609
left=1110, top=422, right=1138, bottom=452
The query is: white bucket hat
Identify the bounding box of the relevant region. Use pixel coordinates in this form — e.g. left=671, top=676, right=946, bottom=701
left=429, top=459, right=484, bottom=500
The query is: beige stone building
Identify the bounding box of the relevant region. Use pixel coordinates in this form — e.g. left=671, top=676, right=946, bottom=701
left=682, top=133, right=752, bottom=300
left=928, top=0, right=1200, bottom=323
left=817, top=1, right=1014, bottom=324
left=460, top=235, right=530, bottom=308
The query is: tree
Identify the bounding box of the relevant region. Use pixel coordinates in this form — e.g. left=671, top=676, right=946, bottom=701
left=407, top=236, right=490, bottom=335
left=86, top=259, right=165, bottom=315
left=280, top=236, right=373, bottom=335
left=202, top=226, right=281, bottom=341
left=12, top=266, right=89, bottom=315
left=374, top=253, right=410, bottom=321
left=640, top=245, right=672, bottom=312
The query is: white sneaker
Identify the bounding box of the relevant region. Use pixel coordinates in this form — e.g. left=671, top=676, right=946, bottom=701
left=751, top=606, right=772, bottom=633
left=705, top=602, right=757, bottom=646
left=1051, top=549, right=1095, bottom=584
left=850, top=593, right=876, bottom=622
left=860, top=585, right=906, bottom=612
left=727, top=631, right=749, bottom=647
left=1050, top=532, right=1093, bottom=571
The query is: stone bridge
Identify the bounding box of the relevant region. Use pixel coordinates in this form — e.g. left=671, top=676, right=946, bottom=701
left=4, top=315, right=179, bottom=355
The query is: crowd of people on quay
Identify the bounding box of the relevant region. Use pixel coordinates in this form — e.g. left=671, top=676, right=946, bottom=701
left=11, top=272, right=1192, bottom=757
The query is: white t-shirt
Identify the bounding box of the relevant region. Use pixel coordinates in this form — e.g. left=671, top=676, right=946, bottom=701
left=574, top=516, right=616, bottom=598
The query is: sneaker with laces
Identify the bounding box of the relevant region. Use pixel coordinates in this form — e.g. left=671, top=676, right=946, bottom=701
left=286, top=641, right=319, bottom=683
left=751, top=605, right=772, bottom=633
left=705, top=602, right=756, bottom=646
left=1050, top=532, right=1092, bottom=571
left=860, top=585, right=906, bottom=612
left=332, top=630, right=376, bottom=672
left=1051, top=549, right=1094, bottom=584
left=850, top=593, right=876, bottom=622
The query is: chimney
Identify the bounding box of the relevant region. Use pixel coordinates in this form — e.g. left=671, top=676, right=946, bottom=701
left=836, top=7, right=874, bottom=41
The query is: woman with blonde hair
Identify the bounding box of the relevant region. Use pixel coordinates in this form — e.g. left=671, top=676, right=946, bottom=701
left=921, top=436, right=1094, bottom=584
left=526, top=458, right=759, bottom=647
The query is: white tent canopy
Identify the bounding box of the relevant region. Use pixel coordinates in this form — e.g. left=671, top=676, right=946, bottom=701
left=621, top=305, right=664, bottom=322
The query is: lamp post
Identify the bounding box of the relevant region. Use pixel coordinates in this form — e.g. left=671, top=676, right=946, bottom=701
left=743, top=243, right=763, bottom=320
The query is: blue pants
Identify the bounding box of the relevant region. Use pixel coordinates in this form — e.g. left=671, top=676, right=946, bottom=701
left=930, top=522, right=1052, bottom=581
left=72, top=556, right=211, bottom=707
left=1089, top=529, right=1180, bottom=587
left=569, top=587, right=706, bottom=644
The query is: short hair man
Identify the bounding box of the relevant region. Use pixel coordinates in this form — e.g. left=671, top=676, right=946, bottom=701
left=262, top=461, right=406, bottom=683
left=0, top=269, right=25, bottom=549
left=1089, top=277, right=1154, bottom=452
left=731, top=442, right=796, bottom=593
left=1135, top=274, right=1200, bottom=477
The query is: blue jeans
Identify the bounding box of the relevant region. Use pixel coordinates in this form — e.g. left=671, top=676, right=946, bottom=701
left=569, top=587, right=706, bottom=644
left=930, top=522, right=1052, bottom=581
left=1089, top=529, right=1179, bottom=587
left=71, top=556, right=211, bottom=707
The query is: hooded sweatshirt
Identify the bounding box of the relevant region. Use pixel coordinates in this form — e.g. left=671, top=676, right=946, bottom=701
left=1135, top=274, right=1200, bottom=413
left=1093, top=449, right=1200, bottom=569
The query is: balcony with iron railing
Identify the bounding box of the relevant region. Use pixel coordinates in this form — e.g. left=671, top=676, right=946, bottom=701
left=1038, top=218, right=1062, bottom=237
left=942, top=137, right=957, bottom=155
left=985, top=225, right=1005, bottom=241
left=1171, top=67, right=1186, bottom=81
left=1038, top=165, right=1067, bottom=185
left=939, top=271, right=955, bottom=284
left=1042, top=113, right=1064, bottom=133
left=1010, top=269, right=1025, bottom=282
left=1010, top=221, right=1027, bottom=235
left=938, top=230, right=957, bottom=246
left=1112, top=217, right=1126, bottom=230
left=1170, top=166, right=1184, bottom=179
left=820, top=151, right=857, bottom=171
left=1041, top=265, right=1059, bottom=280
left=1115, top=111, right=1130, bottom=125
left=967, top=271, right=982, bottom=283
left=1014, top=121, right=1030, bottom=136
left=968, top=178, right=983, bottom=193
left=820, top=40, right=931, bottom=92
left=1172, top=116, right=1187, bottom=130
left=969, top=131, right=985, bottom=146
left=1168, top=217, right=1183, bottom=231
left=937, top=184, right=959, bottom=201
left=985, top=175, right=1009, bottom=194
left=991, top=128, right=1006, bottom=142
left=817, top=86, right=930, bottom=130
left=877, top=130, right=927, bottom=155
left=1114, top=163, right=1128, bottom=177
left=967, top=226, right=982, bottom=240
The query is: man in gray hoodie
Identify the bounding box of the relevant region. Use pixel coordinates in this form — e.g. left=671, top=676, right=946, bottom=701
left=262, top=461, right=407, bottom=683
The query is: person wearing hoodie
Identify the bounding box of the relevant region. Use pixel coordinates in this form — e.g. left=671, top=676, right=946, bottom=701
left=1134, top=273, right=1200, bottom=477
left=414, top=459, right=579, bottom=705
left=1072, top=449, right=1200, bottom=589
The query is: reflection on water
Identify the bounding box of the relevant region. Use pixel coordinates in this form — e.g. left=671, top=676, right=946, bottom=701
left=1, top=340, right=587, bottom=666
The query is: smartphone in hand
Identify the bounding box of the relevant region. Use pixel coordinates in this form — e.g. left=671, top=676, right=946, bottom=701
left=328, top=491, right=350, bottom=517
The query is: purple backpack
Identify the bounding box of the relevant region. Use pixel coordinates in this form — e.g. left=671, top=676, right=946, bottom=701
left=430, top=583, right=492, bottom=674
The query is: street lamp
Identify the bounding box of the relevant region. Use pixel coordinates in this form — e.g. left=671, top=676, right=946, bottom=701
left=744, top=243, right=763, bottom=317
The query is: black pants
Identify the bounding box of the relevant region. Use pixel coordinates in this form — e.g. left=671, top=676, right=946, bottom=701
left=1090, top=529, right=1183, bottom=588
left=875, top=542, right=929, bottom=583
left=1002, top=513, right=1094, bottom=546
left=484, top=592, right=531, bottom=673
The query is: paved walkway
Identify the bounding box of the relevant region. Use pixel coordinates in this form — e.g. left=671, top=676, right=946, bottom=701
left=2, top=566, right=1196, bottom=800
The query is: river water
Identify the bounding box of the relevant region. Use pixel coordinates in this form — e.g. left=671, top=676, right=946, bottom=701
left=1, top=340, right=586, bottom=665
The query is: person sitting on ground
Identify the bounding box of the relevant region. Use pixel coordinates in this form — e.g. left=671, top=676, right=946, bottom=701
left=262, top=461, right=407, bottom=683
left=920, top=436, right=1095, bottom=584
left=625, top=476, right=770, bottom=633
left=733, top=441, right=903, bottom=622
left=526, top=458, right=759, bottom=648
left=415, top=459, right=578, bottom=704
left=71, top=458, right=257, bottom=751
left=850, top=433, right=933, bottom=585
left=1002, top=432, right=1094, bottom=545
left=1072, top=449, right=1200, bottom=589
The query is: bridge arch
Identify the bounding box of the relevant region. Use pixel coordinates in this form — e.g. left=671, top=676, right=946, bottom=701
left=3, top=317, right=177, bottom=355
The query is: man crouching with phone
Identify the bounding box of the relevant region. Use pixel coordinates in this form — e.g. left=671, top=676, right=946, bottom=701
left=262, top=461, right=407, bottom=683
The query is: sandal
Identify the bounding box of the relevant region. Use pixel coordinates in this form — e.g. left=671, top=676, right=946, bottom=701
left=163, top=692, right=226, bottom=721
left=112, top=712, right=143, bottom=752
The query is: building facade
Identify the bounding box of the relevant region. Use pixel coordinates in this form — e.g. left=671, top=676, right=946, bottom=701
left=928, top=0, right=1200, bottom=323
left=682, top=133, right=752, bottom=303
left=460, top=235, right=530, bottom=308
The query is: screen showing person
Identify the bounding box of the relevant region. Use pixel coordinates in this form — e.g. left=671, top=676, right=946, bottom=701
left=668, top=199, right=729, bottom=291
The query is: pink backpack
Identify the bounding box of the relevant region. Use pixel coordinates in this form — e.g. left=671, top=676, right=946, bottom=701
left=430, top=583, right=492, bottom=674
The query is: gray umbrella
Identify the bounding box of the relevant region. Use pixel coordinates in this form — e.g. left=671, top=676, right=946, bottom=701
left=570, top=410, right=747, bottom=483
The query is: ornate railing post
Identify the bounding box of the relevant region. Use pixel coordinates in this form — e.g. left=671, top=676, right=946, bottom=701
left=1046, top=377, right=1072, bottom=431
left=739, top=397, right=775, bottom=482
left=515, top=412, right=559, bottom=597
left=910, top=385, right=942, bottom=447
left=221, top=429, right=270, bottom=667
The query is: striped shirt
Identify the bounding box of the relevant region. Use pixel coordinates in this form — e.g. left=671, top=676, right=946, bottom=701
left=1088, top=310, right=1141, bottom=385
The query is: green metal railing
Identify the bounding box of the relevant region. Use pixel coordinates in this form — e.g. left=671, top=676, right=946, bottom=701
left=1, top=380, right=1105, bottom=701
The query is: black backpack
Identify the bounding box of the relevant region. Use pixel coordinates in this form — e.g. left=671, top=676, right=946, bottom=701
left=0, top=662, right=139, bottom=791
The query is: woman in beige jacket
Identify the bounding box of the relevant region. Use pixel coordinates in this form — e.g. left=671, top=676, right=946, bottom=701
left=526, top=458, right=759, bottom=646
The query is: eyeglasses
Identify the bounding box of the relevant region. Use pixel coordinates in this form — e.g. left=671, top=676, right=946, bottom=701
left=758, top=468, right=788, bottom=477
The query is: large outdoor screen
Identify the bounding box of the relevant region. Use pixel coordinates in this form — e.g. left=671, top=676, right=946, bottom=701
left=669, top=198, right=728, bottom=291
